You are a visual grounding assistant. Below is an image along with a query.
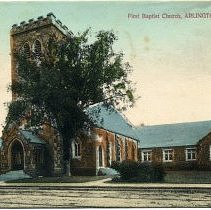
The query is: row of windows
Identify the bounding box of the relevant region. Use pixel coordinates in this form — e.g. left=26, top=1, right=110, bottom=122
left=71, top=140, right=105, bottom=167
left=71, top=140, right=121, bottom=161
left=142, top=148, right=197, bottom=162
left=71, top=138, right=136, bottom=167
left=21, top=40, right=42, bottom=58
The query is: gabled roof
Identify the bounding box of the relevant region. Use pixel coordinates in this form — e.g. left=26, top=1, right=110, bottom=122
left=136, top=120, right=211, bottom=148
left=20, top=130, right=46, bottom=145
left=87, top=104, right=138, bottom=140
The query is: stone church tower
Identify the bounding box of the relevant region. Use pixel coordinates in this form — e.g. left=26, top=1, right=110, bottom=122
left=1, top=13, right=73, bottom=176
left=10, top=12, right=71, bottom=99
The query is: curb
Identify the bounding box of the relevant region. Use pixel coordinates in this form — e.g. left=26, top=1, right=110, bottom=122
left=1, top=185, right=211, bottom=192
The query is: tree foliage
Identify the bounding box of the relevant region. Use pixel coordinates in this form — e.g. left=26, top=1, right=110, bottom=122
left=6, top=29, right=135, bottom=163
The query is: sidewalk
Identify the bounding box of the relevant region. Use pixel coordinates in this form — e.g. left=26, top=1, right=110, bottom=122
left=0, top=170, right=31, bottom=182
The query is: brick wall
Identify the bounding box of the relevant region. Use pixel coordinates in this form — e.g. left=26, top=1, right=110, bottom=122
left=70, top=127, right=138, bottom=175
left=139, top=146, right=198, bottom=170
left=197, top=133, right=211, bottom=170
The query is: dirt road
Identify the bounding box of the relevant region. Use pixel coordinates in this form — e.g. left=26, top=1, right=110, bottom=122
left=0, top=187, right=211, bottom=208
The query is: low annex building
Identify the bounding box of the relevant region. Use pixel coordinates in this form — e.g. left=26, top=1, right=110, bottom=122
left=0, top=13, right=138, bottom=177
left=137, top=120, right=211, bottom=170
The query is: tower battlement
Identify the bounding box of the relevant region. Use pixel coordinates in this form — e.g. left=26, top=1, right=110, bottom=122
left=11, top=12, right=72, bottom=37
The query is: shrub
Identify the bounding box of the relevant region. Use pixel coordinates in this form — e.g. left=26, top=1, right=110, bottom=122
left=137, top=162, right=155, bottom=182
left=152, top=163, right=166, bottom=182
left=114, top=161, right=166, bottom=182
left=110, top=161, right=121, bottom=172
left=118, top=160, right=139, bottom=180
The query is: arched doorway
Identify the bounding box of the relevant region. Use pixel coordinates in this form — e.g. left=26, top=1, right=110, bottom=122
left=11, top=140, right=24, bottom=170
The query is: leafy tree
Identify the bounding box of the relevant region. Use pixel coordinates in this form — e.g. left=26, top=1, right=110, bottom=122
left=6, top=29, right=135, bottom=174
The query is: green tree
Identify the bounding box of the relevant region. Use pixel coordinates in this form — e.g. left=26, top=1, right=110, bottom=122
left=6, top=30, right=135, bottom=174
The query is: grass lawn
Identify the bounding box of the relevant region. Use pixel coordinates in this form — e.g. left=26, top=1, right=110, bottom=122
left=6, top=170, right=211, bottom=184
left=109, top=170, right=211, bottom=184
left=6, top=175, right=108, bottom=183
left=165, top=170, right=211, bottom=184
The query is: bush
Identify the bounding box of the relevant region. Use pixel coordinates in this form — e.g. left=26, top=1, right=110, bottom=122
left=118, top=160, right=139, bottom=180
left=137, top=162, right=155, bottom=182
left=110, top=161, right=121, bottom=172
left=152, top=163, right=166, bottom=182
left=114, top=160, right=166, bottom=182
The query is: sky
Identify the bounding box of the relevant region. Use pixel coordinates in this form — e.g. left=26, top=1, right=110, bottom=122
left=1, top=1, right=211, bottom=132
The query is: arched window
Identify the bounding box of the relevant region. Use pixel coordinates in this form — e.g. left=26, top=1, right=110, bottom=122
left=106, top=143, right=111, bottom=166
left=125, top=141, right=128, bottom=160
left=33, top=40, right=42, bottom=58
left=115, top=139, right=121, bottom=162
left=72, top=139, right=81, bottom=159
left=131, top=144, right=136, bottom=160
left=23, top=43, right=30, bottom=58
left=99, top=146, right=103, bottom=167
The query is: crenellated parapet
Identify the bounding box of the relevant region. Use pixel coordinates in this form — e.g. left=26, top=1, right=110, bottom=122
left=11, top=12, right=72, bottom=37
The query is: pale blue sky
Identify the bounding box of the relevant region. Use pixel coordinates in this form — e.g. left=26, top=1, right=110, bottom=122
left=1, top=1, right=211, bottom=131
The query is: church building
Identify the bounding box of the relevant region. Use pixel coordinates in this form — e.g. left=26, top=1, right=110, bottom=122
left=0, top=13, right=138, bottom=177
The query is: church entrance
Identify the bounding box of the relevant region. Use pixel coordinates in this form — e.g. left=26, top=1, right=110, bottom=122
left=11, top=140, right=24, bottom=170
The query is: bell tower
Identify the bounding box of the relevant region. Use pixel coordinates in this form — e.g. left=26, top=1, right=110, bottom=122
left=10, top=12, right=72, bottom=100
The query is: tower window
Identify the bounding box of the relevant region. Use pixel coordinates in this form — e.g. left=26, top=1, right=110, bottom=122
left=33, top=40, right=42, bottom=58
left=23, top=43, right=30, bottom=58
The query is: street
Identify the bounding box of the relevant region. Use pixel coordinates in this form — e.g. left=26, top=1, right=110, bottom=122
left=0, top=187, right=211, bottom=208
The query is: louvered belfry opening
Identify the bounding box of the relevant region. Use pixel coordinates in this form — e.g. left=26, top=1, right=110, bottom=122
left=23, top=43, right=30, bottom=58
left=33, top=40, right=42, bottom=58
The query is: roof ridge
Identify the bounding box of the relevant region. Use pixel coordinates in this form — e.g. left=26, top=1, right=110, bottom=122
left=138, top=120, right=211, bottom=128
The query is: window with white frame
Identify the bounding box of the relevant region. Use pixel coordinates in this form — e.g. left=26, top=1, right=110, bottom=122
left=72, top=139, right=81, bottom=159
left=163, top=149, right=173, bottom=162
left=185, top=148, right=196, bottom=161
left=141, top=150, right=152, bottom=162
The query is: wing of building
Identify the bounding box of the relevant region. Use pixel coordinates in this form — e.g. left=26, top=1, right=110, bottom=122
left=137, top=120, right=211, bottom=170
